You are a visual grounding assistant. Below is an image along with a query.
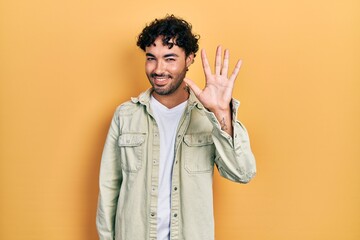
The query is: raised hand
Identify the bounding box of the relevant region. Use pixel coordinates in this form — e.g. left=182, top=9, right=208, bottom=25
left=184, top=46, right=242, bottom=136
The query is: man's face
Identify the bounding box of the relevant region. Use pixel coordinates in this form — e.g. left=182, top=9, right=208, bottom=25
left=145, top=37, right=193, bottom=96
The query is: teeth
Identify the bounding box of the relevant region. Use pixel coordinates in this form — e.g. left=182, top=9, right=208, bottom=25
left=155, top=77, right=167, bottom=81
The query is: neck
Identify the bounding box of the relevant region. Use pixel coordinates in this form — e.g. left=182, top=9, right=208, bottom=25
left=152, top=82, right=189, bottom=109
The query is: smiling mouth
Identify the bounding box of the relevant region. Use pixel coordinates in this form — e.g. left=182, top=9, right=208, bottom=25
left=152, top=74, right=172, bottom=85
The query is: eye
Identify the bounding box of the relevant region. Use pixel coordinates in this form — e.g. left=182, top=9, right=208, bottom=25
left=146, top=57, right=155, bottom=61
left=165, top=58, right=176, bottom=62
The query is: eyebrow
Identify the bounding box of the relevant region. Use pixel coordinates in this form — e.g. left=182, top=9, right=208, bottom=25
left=145, top=53, right=179, bottom=58
left=164, top=53, right=179, bottom=58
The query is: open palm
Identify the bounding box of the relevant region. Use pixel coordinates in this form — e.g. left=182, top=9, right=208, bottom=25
left=184, top=46, right=242, bottom=113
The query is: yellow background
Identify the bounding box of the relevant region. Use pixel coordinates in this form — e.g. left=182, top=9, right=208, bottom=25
left=1, top=0, right=359, bottom=239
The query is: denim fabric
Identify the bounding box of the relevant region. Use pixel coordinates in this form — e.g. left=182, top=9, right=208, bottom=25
left=96, top=88, right=256, bottom=240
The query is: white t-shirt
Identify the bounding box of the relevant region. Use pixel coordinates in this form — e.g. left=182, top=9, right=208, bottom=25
left=150, top=96, right=187, bottom=240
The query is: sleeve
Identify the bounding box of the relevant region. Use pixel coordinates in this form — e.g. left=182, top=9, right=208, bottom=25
left=204, top=98, right=256, bottom=183
left=96, top=108, right=122, bottom=240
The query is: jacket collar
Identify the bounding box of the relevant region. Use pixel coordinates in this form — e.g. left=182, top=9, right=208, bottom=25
left=131, top=88, right=204, bottom=110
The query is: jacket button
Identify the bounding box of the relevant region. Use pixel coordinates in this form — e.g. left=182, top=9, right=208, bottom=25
left=151, top=213, right=155, bottom=217
left=174, top=213, right=177, bottom=217
left=174, top=187, right=177, bottom=191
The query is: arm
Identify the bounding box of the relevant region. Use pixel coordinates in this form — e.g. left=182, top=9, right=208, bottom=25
left=185, top=46, right=256, bottom=183
left=96, top=109, right=122, bottom=240
left=203, top=98, right=256, bottom=183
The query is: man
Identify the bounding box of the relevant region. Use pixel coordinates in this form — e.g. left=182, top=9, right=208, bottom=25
left=96, top=15, right=256, bottom=240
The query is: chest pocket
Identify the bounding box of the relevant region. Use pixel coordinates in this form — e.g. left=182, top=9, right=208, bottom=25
left=118, top=133, right=146, bottom=173
left=183, top=133, right=215, bottom=174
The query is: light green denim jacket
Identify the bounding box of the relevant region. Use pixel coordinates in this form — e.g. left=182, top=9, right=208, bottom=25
left=96, top=88, right=256, bottom=240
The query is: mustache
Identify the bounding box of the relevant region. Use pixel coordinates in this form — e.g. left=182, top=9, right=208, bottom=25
left=150, top=73, right=172, bottom=78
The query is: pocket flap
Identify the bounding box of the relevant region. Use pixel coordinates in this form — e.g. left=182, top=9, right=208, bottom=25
left=118, top=133, right=146, bottom=147
left=184, top=133, right=213, bottom=146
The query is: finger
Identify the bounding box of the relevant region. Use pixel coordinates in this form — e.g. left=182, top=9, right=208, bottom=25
left=184, top=78, right=202, bottom=97
left=221, top=49, right=229, bottom=77
left=229, top=59, right=243, bottom=82
left=201, top=49, right=212, bottom=78
left=215, top=45, right=222, bottom=75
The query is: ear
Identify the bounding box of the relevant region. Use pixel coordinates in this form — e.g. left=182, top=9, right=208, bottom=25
left=186, top=53, right=195, bottom=68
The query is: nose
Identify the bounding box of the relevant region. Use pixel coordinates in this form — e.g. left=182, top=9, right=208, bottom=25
left=154, top=60, right=165, bottom=75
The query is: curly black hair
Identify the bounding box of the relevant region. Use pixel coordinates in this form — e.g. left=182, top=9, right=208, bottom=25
left=136, top=15, right=200, bottom=57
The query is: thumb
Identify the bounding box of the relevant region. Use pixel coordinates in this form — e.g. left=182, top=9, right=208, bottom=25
left=184, top=78, right=202, bottom=97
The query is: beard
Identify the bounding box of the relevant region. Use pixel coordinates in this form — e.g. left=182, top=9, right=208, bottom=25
left=147, top=67, right=187, bottom=96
